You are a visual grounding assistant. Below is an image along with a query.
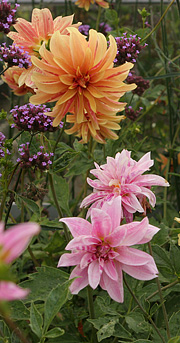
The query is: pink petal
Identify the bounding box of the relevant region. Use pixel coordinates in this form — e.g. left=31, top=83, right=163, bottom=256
left=88, top=260, right=101, bottom=289
left=105, top=225, right=126, bottom=247
left=122, top=193, right=144, bottom=213
left=101, top=196, right=122, bottom=230
left=60, top=217, right=92, bottom=237
left=57, top=252, right=85, bottom=267
left=87, top=178, right=110, bottom=191
left=104, top=260, right=118, bottom=281
left=80, top=252, right=96, bottom=269
left=1, top=222, right=40, bottom=263
left=115, top=247, right=152, bottom=265
left=100, top=263, right=124, bottom=302
left=69, top=265, right=89, bottom=294
left=120, top=217, right=149, bottom=246
left=134, top=174, right=169, bottom=187
left=137, top=224, right=160, bottom=244
left=91, top=208, right=112, bottom=238
left=80, top=191, right=108, bottom=208
left=66, top=235, right=100, bottom=251
left=0, top=282, right=29, bottom=301
left=122, top=255, right=158, bottom=280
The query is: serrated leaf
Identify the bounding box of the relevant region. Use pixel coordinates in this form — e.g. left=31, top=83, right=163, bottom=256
left=96, top=296, right=120, bottom=316
left=20, top=266, right=69, bottom=303
left=44, top=327, right=64, bottom=338
left=43, top=280, right=72, bottom=333
left=152, top=245, right=174, bottom=276
left=30, top=302, right=43, bottom=338
left=125, top=312, right=150, bottom=333
left=97, top=319, right=118, bottom=342
left=10, top=301, right=29, bottom=321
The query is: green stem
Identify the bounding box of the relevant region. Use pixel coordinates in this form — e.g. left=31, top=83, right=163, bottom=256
left=141, top=0, right=176, bottom=43
left=148, top=242, right=171, bottom=340
left=12, top=130, right=24, bottom=142
left=48, top=173, right=70, bottom=242
left=87, top=286, right=97, bottom=343
left=21, top=169, right=25, bottom=222
left=146, top=279, right=179, bottom=301
left=0, top=306, right=30, bottom=343
left=123, top=275, right=166, bottom=343
left=28, top=246, right=40, bottom=267
left=95, top=6, right=102, bottom=31
left=0, top=66, right=9, bottom=76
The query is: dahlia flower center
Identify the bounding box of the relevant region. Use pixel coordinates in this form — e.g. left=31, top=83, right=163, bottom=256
left=70, top=67, right=90, bottom=94
left=96, top=243, right=111, bottom=260
left=109, top=179, right=121, bottom=194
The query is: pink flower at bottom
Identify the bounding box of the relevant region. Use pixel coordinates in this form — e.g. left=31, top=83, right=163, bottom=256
left=58, top=197, right=159, bottom=303
left=0, top=282, right=29, bottom=301
left=81, top=150, right=169, bottom=222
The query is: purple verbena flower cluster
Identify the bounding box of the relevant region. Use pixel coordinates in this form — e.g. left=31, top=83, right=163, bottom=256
left=17, top=143, right=53, bottom=171
left=78, top=24, right=90, bottom=36
left=126, top=72, right=150, bottom=96
left=99, top=22, right=112, bottom=36
left=0, top=132, right=6, bottom=158
left=0, top=0, right=19, bottom=34
left=0, top=43, right=32, bottom=69
left=10, top=104, right=62, bottom=132
left=114, top=33, right=147, bottom=66
left=125, top=106, right=143, bottom=121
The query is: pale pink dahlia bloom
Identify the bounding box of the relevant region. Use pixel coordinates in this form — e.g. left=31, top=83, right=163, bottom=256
left=0, top=221, right=40, bottom=301
left=58, top=197, right=159, bottom=303
left=81, top=149, right=169, bottom=222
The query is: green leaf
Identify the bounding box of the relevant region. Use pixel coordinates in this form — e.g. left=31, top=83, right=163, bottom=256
left=30, top=302, right=43, bottom=338
left=20, top=266, right=69, bottom=303
left=10, top=301, right=30, bottom=321
left=53, top=151, right=79, bottom=173
left=44, top=327, right=64, bottom=338
left=105, top=9, right=119, bottom=25
left=170, top=244, right=180, bottom=275
left=44, top=231, right=66, bottom=253
left=49, top=173, right=71, bottom=216
left=125, top=312, right=150, bottom=333
left=96, top=296, right=121, bottom=316
left=43, top=280, right=72, bottom=333
left=168, top=337, right=180, bottom=343
left=97, top=318, right=118, bottom=342
left=15, top=194, right=40, bottom=217
left=169, top=311, right=180, bottom=337
left=152, top=245, right=174, bottom=276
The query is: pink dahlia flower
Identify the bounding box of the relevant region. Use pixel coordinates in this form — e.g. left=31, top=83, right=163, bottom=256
left=81, top=149, right=169, bottom=222
left=0, top=282, right=29, bottom=301
left=58, top=197, right=159, bottom=303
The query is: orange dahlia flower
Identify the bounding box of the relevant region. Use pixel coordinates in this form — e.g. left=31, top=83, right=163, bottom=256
left=2, top=66, right=35, bottom=95
left=75, top=0, right=109, bottom=11
left=66, top=112, right=125, bottom=144
left=30, top=28, right=136, bottom=127
left=8, top=8, right=81, bottom=56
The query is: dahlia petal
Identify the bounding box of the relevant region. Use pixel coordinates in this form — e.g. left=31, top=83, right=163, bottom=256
left=104, top=260, right=118, bottom=281
left=122, top=193, right=144, bottom=213
left=32, top=8, right=54, bottom=39
left=134, top=174, right=169, bottom=187
left=88, top=260, right=101, bottom=289
left=115, top=247, right=152, bottom=266
left=137, top=224, right=160, bottom=244
left=69, top=266, right=89, bottom=294
left=66, top=236, right=101, bottom=251
left=57, top=252, right=85, bottom=267
left=122, top=255, right=158, bottom=280
left=100, top=265, right=124, bottom=302
left=119, top=217, right=149, bottom=246
left=80, top=252, right=95, bottom=269
left=91, top=208, right=112, bottom=238
left=105, top=226, right=127, bottom=247
left=60, top=217, right=92, bottom=237
left=80, top=191, right=109, bottom=208
left=101, top=196, right=122, bottom=230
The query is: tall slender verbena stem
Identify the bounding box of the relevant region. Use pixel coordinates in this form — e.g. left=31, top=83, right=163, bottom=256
left=148, top=242, right=171, bottom=340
